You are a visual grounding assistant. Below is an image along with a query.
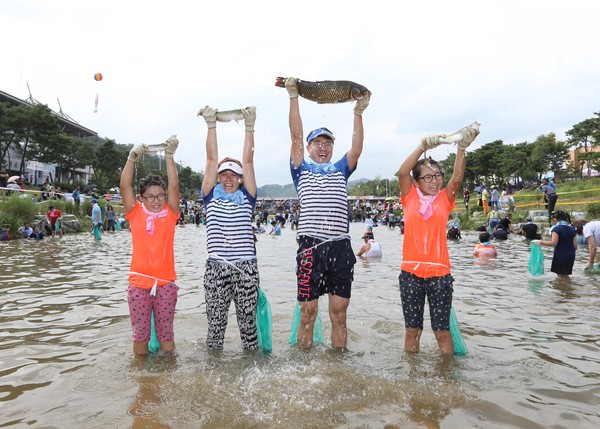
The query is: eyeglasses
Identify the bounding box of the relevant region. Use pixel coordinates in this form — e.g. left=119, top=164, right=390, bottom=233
left=142, top=193, right=167, bottom=202
left=418, top=172, right=444, bottom=183
left=310, top=141, right=334, bottom=149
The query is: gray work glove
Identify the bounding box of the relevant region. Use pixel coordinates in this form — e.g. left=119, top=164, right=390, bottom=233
left=128, top=144, right=148, bottom=162
left=164, top=135, right=179, bottom=159
left=199, top=105, right=217, bottom=129
left=284, top=77, right=299, bottom=99
left=418, top=134, right=447, bottom=152
left=242, top=107, right=257, bottom=132
left=354, top=96, right=370, bottom=116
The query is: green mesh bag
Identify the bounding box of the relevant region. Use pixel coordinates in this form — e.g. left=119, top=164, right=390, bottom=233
left=93, top=225, right=102, bottom=241
left=256, top=288, right=272, bottom=352
left=450, top=306, right=468, bottom=356
left=115, top=220, right=122, bottom=231
left=289, top=301, right=324, bottom=346
left=528, top=243, right=544, bottom=276
left=149, top=310, right=160, bottom=353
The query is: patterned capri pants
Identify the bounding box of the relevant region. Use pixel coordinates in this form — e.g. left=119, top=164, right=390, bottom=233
left=203, top=259, right=259, bottom=350
left=399, top=270, right=454, bottom=331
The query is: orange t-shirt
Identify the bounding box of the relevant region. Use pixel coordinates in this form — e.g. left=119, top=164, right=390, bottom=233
left=400, top=186, right=454, bottom=278
left=126, top=202, right=179, bottom=289
left=472, top=243, right=497, bottom=257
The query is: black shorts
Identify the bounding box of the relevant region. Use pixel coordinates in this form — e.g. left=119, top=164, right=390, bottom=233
left=296, top=236, right=356, bottom=301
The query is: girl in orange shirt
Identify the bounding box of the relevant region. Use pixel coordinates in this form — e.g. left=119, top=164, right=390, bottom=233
left=398, top=123, right=480, bottom=354
left=120, top=136, right=181, bottom=355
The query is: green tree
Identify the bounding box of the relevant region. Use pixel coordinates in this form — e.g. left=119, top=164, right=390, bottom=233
left=566, top=113, right=600, bottom=177
left=92, top=139, right=125, bottom=188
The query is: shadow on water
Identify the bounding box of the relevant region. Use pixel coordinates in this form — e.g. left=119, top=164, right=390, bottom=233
left=1, top=223, right=599, bottom=428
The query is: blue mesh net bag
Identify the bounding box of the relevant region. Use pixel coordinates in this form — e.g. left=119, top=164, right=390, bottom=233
left=528, top=242, right=544, bottom=276
left=256, top=288, right=272, bottom=352
left=450, top=306, right=468, bottom=356
left=289, top=301, right=324, bottom=346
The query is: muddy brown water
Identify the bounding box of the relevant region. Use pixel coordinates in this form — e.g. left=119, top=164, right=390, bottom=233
left=1, top=222, right=599, bottom=428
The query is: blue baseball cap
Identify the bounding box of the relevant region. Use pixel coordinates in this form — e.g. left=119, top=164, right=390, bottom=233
left=306, top=127, right=335, bottom=144
left=90, top=199, right=97, bottom=203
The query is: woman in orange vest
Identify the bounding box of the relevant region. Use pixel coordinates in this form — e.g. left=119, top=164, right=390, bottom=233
left=120, top=136, right=181, bottom=355
left=398, top=123, right=480, bottom=354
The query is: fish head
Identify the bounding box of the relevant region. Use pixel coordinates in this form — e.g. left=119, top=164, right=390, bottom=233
left=350, top=83, right=371, bottom=100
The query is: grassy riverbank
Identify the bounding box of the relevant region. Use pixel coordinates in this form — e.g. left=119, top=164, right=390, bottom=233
left=452, top=177, right=600, bottom=230
left=2, top=178, right=599, bottom=238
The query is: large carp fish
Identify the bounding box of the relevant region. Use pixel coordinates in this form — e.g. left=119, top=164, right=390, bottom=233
left=275, top=77, right=371, bottom=104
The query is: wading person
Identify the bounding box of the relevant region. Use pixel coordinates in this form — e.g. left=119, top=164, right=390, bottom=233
left=200, top=106, right=260, bottom=350
left=532, top=210, right=576, bottom=279
left=120, top=136, right=181, bottom=355
left=398, top=122, right=479, bottom=354
left=283, top=76, right=370, bottom=349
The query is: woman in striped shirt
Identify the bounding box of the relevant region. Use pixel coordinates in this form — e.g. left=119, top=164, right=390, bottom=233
left=200, top=106, right=259, bottom=350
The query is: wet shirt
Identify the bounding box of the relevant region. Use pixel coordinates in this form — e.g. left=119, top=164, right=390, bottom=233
left=583, top=221, right=600, bottom=245
left=400, top=186, right=454, bottom=278
left=126, top=201, right=178, bottom=289
left=291, top=155, right=355, bottom=241
left=203, top=186, right=256, bottom=262
left=366, top=240, right=382, bottom=258
left=47, top=209, right=62, bottom=225
left=472, top=243, right=498, bottom=257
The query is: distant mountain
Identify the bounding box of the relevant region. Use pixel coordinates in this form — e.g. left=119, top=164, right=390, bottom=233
left=257, top=178, right=369, bottom=199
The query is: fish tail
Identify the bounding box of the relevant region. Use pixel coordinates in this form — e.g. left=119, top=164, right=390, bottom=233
left=274, top=77, right=286, bottom=88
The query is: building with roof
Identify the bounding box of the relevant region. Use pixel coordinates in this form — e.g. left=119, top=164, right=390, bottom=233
left=0, top=88, right=97, bottom=185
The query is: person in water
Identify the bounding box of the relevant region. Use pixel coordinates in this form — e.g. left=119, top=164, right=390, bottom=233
left=532, top=210, right=577, bottom=279
left=283, top=76, right=370, bottom=350
left=120, top=136, right=181, bottom=355
left=398, top=122, right=479, bottom=354
left=200, top=106, right=260, bottom=350
left=472, top=232, right=498, bottom=257
left=356, top=231, right=382, bottom=258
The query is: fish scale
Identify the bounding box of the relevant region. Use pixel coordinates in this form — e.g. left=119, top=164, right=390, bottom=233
left=275, top=77, right=371, bottom=104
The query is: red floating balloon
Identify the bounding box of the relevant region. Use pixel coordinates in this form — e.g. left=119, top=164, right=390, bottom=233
left=94, top=73, right=103, bottom=81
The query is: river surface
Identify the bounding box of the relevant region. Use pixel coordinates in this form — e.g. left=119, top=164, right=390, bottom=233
left=1, top=221, right=599, bottom=429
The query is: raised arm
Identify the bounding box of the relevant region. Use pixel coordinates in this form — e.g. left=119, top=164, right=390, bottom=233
left=120, top=144, right=148, bottom=215
left=284, top=78, right=305, bottom=169
left=200, top=106, right=218, bottom=196
left=445, top=123, right=480, bottom=202
left=163, top=135, right=181, bottom=214
left=445, top=148, right=467, bottom=203
left=346, top=96, right=369, bottom=170
left=398, top=145, right=424, bottom=197
left=242, top=107, right=257, bottom=198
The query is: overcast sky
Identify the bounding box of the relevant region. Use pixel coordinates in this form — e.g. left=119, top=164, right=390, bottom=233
left=2, top=1, right=599, bottom=186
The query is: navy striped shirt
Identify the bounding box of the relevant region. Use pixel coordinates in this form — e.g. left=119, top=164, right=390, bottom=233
left=291, top=155, right=354, bottom=240
left=203, top=187, right=256, bottom=262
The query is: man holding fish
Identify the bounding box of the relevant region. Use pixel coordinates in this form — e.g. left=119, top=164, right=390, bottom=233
left=282, top=76, right=370, bottom=350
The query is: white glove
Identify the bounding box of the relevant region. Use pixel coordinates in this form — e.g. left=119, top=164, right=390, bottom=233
left=199, top=105, right=217, bottom=129
left=284, top=77, right=299, bottom=99
left=128, top=144, right=148, bottom=162
left=418, top=134, right=447, bottom=152
left=354, top=96, right=370, bottom=116
left=584, top=263, right=594, bottom=272
left=531, top=240, right=541, bottom=246
left=456, top=122, right=481, bottom=151
left=164, top=135, right=179, bottom=159
left=242, top=107, right=257, bottom=132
